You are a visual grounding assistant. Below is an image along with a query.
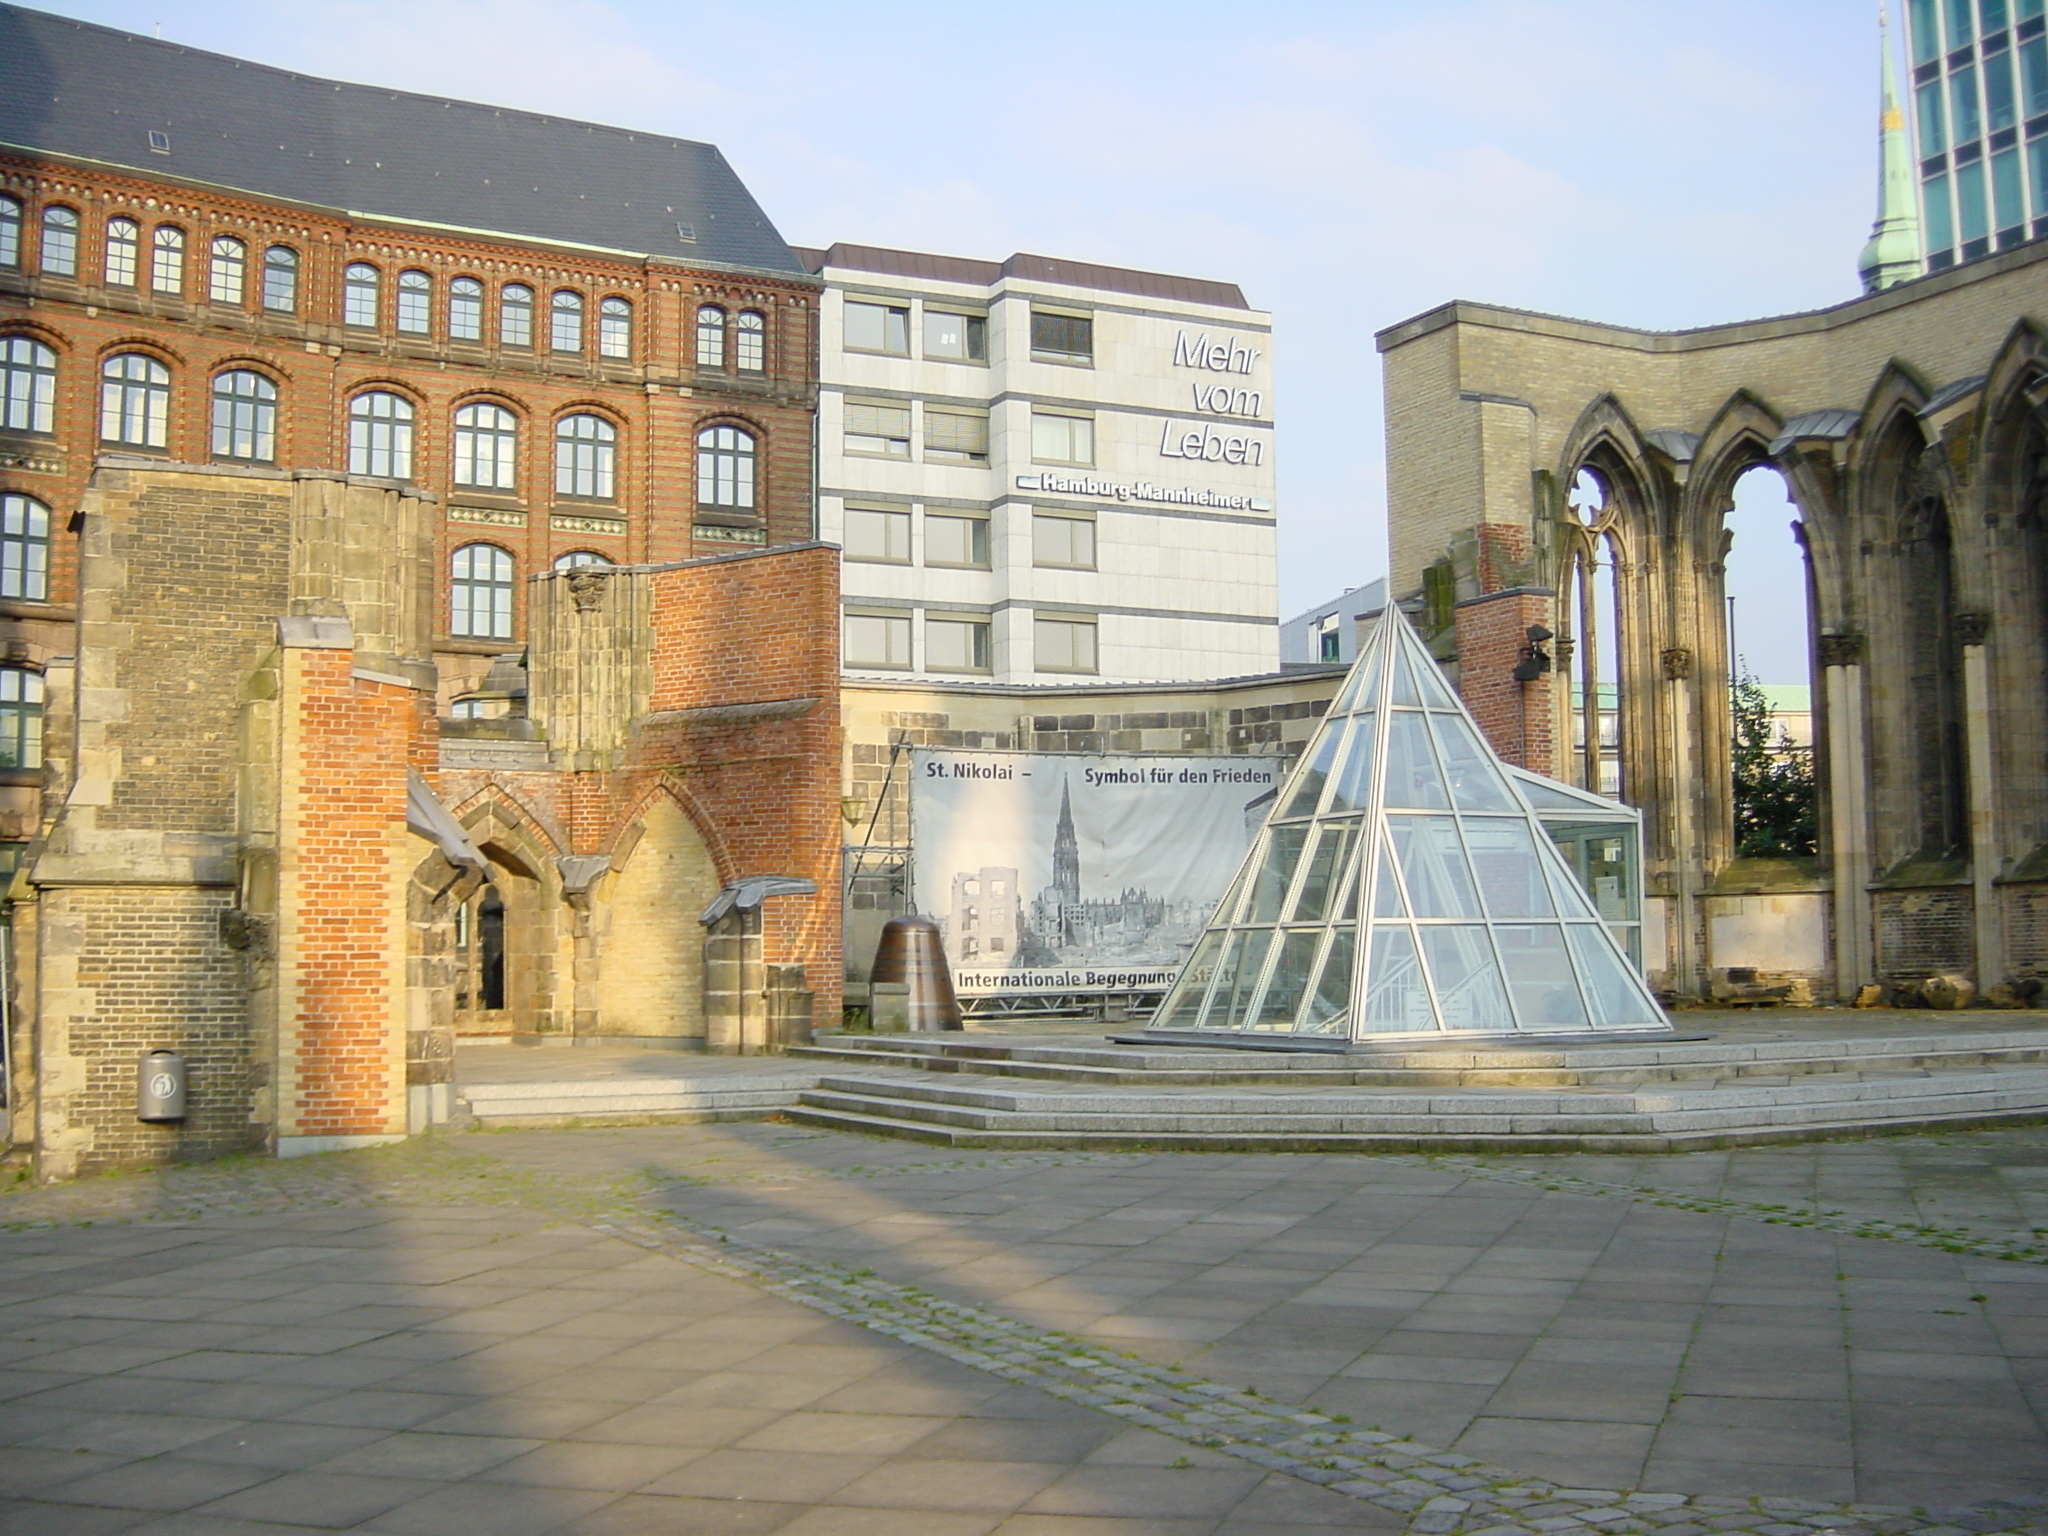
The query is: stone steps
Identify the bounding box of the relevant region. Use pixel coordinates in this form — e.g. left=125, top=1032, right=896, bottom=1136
left=456, top=1072, right=818, bottom=1129
left=792, top=1029, right=2048, bottom=1089
left=783, top=1061, right=2048, bottom=1150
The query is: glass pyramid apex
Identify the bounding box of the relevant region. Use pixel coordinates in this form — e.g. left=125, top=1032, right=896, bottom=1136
left=1147, top=605, right=1669, bottom=1041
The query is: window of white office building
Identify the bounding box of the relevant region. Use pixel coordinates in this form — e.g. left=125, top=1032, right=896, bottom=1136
left=1031, top=409, right=1094, bottom=466
left=844, top=300, right=909, bottom=355
left=844, top=505, right=911, bottom=563
left=1035, top=614, right=1098, bottom=674
left=926, top=613, right=991, bottom=673
left=924, top=510, right=989, bottom=568
left=924, top=407, right=988, bottom=464
left=845, top=609, right=912, bottom=669
left=1033, top=511, right=1096, bottom=569
left=1030, top=309, right=1093, bottom=364
left=844, top=399, right=911, bottom=458
left=924, top=309, right=987, bottom=362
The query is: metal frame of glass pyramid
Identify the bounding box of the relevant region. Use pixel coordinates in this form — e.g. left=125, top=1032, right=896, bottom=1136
left=1146, top=606, right=1670, bottom=1041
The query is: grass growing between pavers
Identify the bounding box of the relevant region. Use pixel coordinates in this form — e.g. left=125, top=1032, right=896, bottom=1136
left=3, top=1130, right=2047, bottom=1536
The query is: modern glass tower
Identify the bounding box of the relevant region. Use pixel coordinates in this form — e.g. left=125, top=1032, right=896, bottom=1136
left=1904, top=0, right=2048, bottom=270
left=1145, top=607, right=1667, bottom=1042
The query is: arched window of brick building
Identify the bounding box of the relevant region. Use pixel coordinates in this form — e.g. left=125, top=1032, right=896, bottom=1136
left=451, top=543, right=514, bottom=639
left=555, top=414, right=615, bottom=499
left=397, top=269, right=432, bottom=336
left=209, top=235, right=246, bottom=305
left=454, top=402, right=519, bottom=490
left=697, top=423, right=756, bottom=509
left=0, top=196, right=20, bottom=268
left=450, top=277, right=484, bottom=342
left=151, top=226, right=184, bottom=294
left=501, top=283, right=534, bottom=349
left=550, top=290, right=583, bottom=353
left=554, top=550, right=613, bottom=570
left=0, top=667, right=42, bottom=770
left=598, top=297, right=632, bottom=360
left=263, top=246, right=298, bottom=313
left=211, top=369, right=278, bottom=462
left=736, top=309, right=766, bottom=373
left=696, top=305, right=727, bottom=368
left=104, top=218, right=139, bottom=287
left=0, top=494, right=50, bottom=602
left=1, top=337, right=57, bottom=435
left=349, top=391, right=415, bottom=480
left=40, top=206, right=78, bottom=277
left=100, top=353, right=170, bottom=448
left=344, top=262, right=380, bottom=328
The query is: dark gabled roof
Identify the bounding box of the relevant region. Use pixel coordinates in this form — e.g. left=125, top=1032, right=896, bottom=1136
left=794, top=242, right=1251, bottom=311
left=0, top=2, right=807, bottom=275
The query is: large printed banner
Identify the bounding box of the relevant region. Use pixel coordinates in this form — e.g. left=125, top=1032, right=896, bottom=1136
left=910, top=750, right=1279, bottom=996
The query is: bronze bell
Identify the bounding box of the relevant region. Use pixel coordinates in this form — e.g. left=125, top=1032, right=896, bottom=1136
left=871, top=915, right=963, bottom=1032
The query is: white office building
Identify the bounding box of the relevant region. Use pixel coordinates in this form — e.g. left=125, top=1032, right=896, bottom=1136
left=799, top=245, right=1277, bottom=683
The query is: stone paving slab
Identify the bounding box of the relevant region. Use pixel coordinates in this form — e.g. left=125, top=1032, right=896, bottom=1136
left=2, top=1123, right=2048, bottom=1535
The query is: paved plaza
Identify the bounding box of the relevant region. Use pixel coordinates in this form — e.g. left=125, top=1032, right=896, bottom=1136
left=1, top=1115, right=2046, bottom=1534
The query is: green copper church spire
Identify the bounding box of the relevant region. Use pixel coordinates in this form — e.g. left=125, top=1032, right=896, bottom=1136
left=1860, top=4, right=1924, bottom=293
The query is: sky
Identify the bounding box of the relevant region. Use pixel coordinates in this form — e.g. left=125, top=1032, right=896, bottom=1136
left=36, top=0, right=1880, bottom=683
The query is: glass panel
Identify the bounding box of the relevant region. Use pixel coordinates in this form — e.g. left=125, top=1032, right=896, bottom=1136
left=1280, top=723, right=1343, bottom=818
left=1994, top=146, right=2025, bottom=230
left=1362, top=926, right=1434, bottom=1033
left=1388, top=815, right=1482, bottom=918
left=1461, top=817, right=1554, bottom=918
left=1247, top=824, right=1309, bottom=922
left=1408, top=651, right=1459, bottom=709
left=1382, top=711, right=1449, bottom=809
left=1960, top=154, right=1992, bottom=244
left=1987, top=45, right=2019, bottom=133
left=1917, top=77, right=1950, bottom=154
left=1565, top=925, right=1661, bottom=1030
left=1540, top=840, right=1604, bottom=920
left=1328, top=656, right=1369, bottom=715
left=1153, top=930, right=1224, bottom=1030
left=1390, top=649, right=1423, bottom=706
left=1251, top=930, right=1321, bottom=1031
left=2023, top=34, right=2048, bottom=117
left=1925, top=171, right=1957, bottom=254
left=1210, top=861, right=1253, bottom=927
left=1328, top=713, right=1378, bottom=813
left=1419, top=926, right=1515, bottom=1033
left=1495, top=925, right=1589, bottom=1030
left=1298, top=928, right=1354, bottom=1033
left=1370, top=837, right=1407, bottom=917
left=1289, top=818, right=1362, bottom=923
left=1355, top=649, right=1382, bottom=713
left=1200, top=928, right=1272, bottom=1030
left=1429, top=713, right=1519, bottom=811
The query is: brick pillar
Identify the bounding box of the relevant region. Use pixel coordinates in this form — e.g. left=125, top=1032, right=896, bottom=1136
left=1454, top=588, right=1556, bottom=772
left=273, top=619, right=416, bottom=1155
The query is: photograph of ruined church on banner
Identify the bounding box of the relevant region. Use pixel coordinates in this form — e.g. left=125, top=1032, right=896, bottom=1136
left=910, top=751, right=1279, bottom=997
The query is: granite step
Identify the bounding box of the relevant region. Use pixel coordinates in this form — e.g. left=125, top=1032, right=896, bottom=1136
left=786, top=1064, right=2048, bottom=1149
left=457, top=1072, right=818, bottom=1128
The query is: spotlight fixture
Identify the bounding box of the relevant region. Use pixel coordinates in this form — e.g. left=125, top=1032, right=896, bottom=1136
left=1512, top=624, right=1553, bottom=683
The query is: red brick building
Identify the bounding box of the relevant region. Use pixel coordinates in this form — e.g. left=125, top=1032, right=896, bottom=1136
left=0, top=6, right=841, bottom=1176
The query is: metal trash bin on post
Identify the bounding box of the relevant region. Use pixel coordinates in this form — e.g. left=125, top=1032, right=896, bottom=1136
left=137, top=1050, right=186, bottom=1122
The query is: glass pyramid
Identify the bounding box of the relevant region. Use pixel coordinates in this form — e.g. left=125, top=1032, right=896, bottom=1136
left=1147, top=606, right=1669, bottom=1041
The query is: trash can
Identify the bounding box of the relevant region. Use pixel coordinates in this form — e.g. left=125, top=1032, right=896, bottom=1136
left=137, top=1050, right=186, bottom=1122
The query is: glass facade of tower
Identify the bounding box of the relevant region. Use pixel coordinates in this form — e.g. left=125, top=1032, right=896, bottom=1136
left=1905, top=0, right=2048, bottom=269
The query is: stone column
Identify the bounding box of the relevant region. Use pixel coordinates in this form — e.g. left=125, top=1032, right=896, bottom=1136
left=1821, top=634, right=1873, bottom=996
left=1959, top=613, right=2003, bottom=987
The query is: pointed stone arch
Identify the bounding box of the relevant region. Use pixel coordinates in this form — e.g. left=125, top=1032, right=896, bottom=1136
left=596, top=782, right=725, bottom=1043
left=449, top=785, right=566, bottom=1038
